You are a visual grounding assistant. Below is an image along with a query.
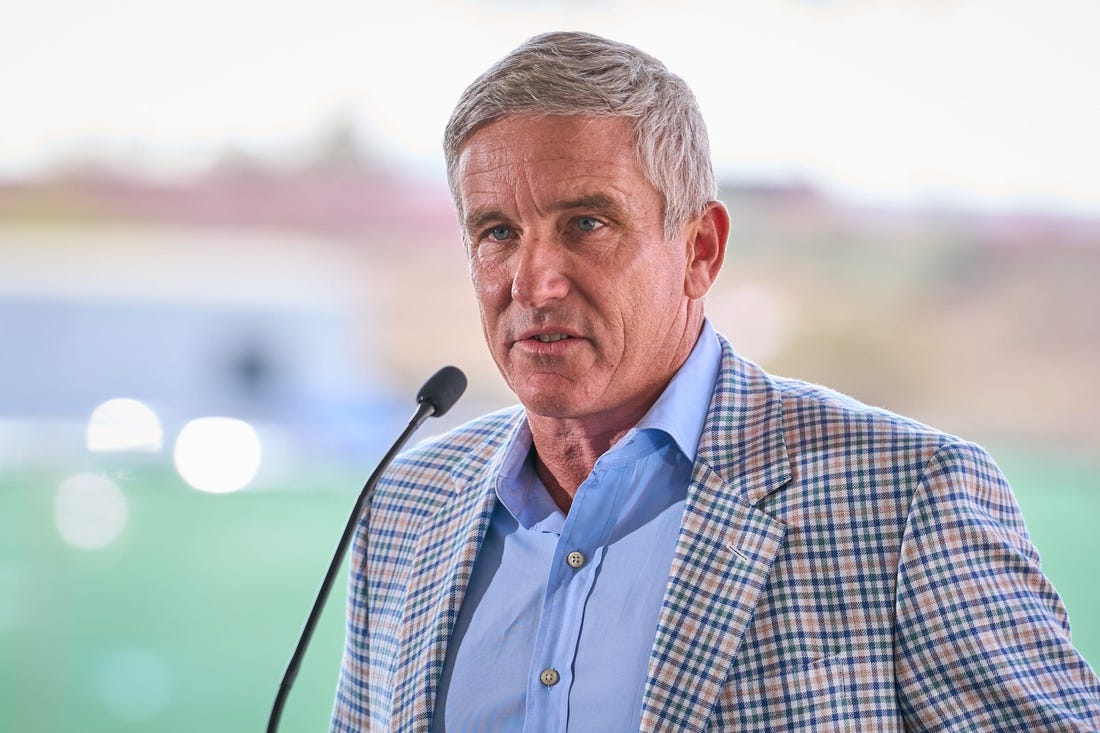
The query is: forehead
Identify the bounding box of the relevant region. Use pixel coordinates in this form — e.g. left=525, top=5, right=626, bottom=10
left=456, top=115, right=655, bottom=214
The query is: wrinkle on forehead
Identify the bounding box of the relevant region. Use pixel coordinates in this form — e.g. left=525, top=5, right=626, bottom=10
left=457, top=116, right=653, bottom=225
left=459, top=115, right=636, bottom=174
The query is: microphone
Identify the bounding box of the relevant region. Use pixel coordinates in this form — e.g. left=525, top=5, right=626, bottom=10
left=267, top=366, right=467, bottom=732
left=415, top=364, right=467, bottom=421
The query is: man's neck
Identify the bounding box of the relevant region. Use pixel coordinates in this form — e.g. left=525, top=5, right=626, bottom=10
left=526, top=400, right=651, bottom=513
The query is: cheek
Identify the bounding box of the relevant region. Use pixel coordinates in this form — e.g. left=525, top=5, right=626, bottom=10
left=472, top=262, right=508, bottom=303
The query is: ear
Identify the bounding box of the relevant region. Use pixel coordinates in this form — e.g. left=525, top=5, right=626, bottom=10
left=684, top=200, right=729, bottom=299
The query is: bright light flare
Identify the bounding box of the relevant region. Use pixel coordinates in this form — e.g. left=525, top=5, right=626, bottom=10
left=87, top=398, right=163, bottom=454
left=173, top=417, right=261, bottom=494
left=54, top=473, right=129, bottom=550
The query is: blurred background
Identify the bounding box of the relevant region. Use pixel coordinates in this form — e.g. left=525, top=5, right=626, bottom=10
left=1, top=0, right=1097, bottom=730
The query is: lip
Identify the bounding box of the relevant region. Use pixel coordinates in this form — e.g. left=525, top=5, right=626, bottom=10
left=515, top=326, right=582, bottom=342
left=511, top=326, right=584, bottom=353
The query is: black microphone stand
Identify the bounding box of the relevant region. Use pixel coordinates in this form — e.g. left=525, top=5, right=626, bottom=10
left=266, top=366, right=466, bottom=732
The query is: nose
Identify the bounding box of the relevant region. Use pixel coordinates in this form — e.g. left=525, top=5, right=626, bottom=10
left=510, top=235, right=570, bottom=307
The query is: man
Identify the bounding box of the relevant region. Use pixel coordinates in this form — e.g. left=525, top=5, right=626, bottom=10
left=332, top=32, right=1100, bottom=732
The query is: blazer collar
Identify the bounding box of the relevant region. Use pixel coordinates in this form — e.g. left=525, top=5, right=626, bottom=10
left=640, top=337, right=793, bottom=732
left=390, top=407, right=526, bottom=733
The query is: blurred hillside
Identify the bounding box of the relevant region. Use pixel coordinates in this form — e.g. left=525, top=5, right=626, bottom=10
left=2, top=157, right=1097, bottom=454
left=717, top=185, right=1100, bottom=455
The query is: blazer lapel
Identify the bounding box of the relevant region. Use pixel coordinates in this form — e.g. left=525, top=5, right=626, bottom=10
left=390, top=411, right=523, bottom=732
left=640, top=340, right=792, bottom=733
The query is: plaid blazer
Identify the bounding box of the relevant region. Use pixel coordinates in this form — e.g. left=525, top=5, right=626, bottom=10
left=332, top=336, right=1100, bottom=732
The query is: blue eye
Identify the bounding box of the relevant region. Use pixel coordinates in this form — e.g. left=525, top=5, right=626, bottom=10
left=576, top=216, right=601, bottom=232
left=488, top=225, right=512, bottom=241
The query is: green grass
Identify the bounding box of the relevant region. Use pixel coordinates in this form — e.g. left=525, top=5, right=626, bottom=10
left=1, top=467, right=356, bottom=732
left=1, top=450, right=1096, bottom=732
left=996, top=450, right=1100, bottom=663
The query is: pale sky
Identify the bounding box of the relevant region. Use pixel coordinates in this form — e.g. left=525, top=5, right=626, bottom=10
left=2, top=0, right=1098, bottom=214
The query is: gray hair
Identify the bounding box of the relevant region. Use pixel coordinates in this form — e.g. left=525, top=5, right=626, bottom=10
left=443, top=31, right=717, bottom=239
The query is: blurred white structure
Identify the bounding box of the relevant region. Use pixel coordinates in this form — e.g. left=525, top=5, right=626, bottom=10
left=0, top=224, right=404, bottom=474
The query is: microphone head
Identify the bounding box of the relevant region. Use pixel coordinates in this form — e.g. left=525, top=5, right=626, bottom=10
left=416, top=366, right=467, bottom=418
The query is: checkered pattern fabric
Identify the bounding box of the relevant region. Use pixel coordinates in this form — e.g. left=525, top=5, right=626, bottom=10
left=331, top=336, right=1100, bottom=732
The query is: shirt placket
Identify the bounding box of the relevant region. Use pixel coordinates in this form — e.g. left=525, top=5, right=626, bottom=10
left=521, top=460, right=632, bottom=733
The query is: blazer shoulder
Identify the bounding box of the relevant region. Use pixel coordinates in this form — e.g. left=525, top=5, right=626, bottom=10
left=770, top=371, right=958, bottom=454
left=370, top=404, right=525, bottom=514
left=709, top=335, right=972, bottom=490
left=760, top=361, right=1011, bottom=515
left=400, top=404, right=523, bottom=467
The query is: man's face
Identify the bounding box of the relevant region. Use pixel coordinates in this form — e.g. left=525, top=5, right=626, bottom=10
left=457, top=115, right=703, bottom=426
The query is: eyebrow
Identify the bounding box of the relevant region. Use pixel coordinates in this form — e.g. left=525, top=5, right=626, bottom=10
left=463, top=193, right=627, bottom=234
left=553, top=194, right=626, bottom=221
left=464, top=209, right=509, bottom=234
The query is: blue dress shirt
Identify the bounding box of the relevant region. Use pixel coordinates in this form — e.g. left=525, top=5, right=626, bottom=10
left=430, top=322, right=722, bottom=733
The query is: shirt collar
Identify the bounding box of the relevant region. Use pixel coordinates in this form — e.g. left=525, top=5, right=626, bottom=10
left=627, top=318, right=721, bottom=464
left=495, top=421, right=563, bottom=530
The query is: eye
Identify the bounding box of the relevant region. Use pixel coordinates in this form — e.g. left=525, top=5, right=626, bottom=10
left=487, top=225, right=513, bottom=241
left=575, top=216, right=603, bottom=232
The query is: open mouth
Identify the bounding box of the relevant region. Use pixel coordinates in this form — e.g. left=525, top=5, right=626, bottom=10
left=533, top=334, right=572, bottom=343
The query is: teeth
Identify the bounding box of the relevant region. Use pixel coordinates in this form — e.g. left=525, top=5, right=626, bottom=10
left=534, top=334, right=571, bottom=343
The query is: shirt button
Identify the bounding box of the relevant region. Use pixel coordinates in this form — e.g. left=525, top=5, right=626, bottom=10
left=539, top=668, right=560, bottom=687
left=566, top=551, right=586, bottom=569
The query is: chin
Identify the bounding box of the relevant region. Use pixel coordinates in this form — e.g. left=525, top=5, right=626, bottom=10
left=515, top=392, right=571, bottom=418
left=507, top=370, right=604, bottom=418
left=513, top=387, right=587, bottom=420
